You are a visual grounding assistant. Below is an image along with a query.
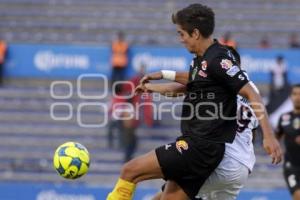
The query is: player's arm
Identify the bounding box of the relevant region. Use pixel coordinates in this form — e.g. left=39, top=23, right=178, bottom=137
left=207, top=54, right=282, bottom=164
left=147, top=82, right=186, bottom=96
left=139, top=71, right=189, bottom=85
left=239, top=83, right=282, bottom=164
left=135, top=82, right=186, bottom=96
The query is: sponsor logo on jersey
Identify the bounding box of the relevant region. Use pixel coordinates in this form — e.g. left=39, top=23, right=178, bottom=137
left=282, top=114, right=291, bottom=126
left=176, top=140, right=189, bottom=154
left=201, top=60, right=207, bottom=71
left=220, top=59, right=233, bottom=70
left=293, top=118, right=300, bottom=129
left=226, top=65, right=240, bottom=77
left=198, top=70, right=208, bottom=78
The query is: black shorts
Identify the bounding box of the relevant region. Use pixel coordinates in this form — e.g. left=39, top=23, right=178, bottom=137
left=155, top=135, right=225, bottom=200
left=283, top=159, right=300, bottom=194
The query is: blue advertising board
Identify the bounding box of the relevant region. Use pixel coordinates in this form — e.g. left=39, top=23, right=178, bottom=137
left=129, top=46, right=192, bottom=74
left=0, top=182, right=291, bottom=200
left=3, top=43, right=300, bottom=83
left=239, top=49, right=300, bottom=84
left=4, top=44, right=110, bottom=78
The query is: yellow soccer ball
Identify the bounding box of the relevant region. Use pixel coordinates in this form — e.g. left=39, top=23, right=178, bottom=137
left=53, top=142, right=90, bottom=179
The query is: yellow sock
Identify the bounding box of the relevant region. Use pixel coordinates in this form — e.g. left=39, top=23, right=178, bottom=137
left=106, top=178, right=136, bottom=200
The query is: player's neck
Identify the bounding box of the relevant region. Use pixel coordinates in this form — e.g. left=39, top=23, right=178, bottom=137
left=195, top=37, right=214, bottom=57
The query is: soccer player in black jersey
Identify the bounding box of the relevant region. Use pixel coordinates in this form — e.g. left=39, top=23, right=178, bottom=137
left=276, top=84, right=300, bottom=200
left=106, top=4, right=282, bottom=200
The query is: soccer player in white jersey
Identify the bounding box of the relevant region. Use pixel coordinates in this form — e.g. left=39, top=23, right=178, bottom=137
left=196, top=92, right=258, bottom=200
left=140, top=82, right=259, bottom=200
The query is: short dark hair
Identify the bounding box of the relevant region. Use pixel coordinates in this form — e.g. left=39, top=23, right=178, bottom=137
left=172, top=4, right=215, bottom=38
left=291, top=84, right=300, bottom=90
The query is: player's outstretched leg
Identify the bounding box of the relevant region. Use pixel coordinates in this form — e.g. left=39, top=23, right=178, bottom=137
left=106, top=150, right=163, bottom=200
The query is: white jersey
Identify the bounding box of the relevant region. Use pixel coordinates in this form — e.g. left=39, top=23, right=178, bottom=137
left=224, top=95, right=259, bottom=172
left=197, top=83, right=260, bottom=199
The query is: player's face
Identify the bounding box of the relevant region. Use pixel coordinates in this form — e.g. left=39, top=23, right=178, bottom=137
left=291, top=87, right=300, bottom=110
left=176, top=25, right=197, bottom=53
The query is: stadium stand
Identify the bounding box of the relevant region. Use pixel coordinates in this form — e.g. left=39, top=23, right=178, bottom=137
left=0, top=0, right=300, bottom=47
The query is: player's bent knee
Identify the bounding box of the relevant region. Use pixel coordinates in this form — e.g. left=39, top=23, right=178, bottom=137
left=120, top=160, right=137, bottom=182
left=120, top=158, right=143, bottom=182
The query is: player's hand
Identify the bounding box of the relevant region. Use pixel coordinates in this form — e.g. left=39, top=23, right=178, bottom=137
left=135, top=83, right=150, bottom=95
left=135, top=84, right=145, bottom=95
left=263, top=136, right=283, bottom=164
left=139, top=72, right=163, bottom=84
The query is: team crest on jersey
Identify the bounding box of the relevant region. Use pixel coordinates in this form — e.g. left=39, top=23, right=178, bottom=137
left=176, top=140, right=189, bottom=154
left=281, top=114, right=291, bottom=126
left=201, top=60, right=207, bottom=71
left=220, top=59, right=233, bottom=70
left=293, top=118, right=300, bottom=129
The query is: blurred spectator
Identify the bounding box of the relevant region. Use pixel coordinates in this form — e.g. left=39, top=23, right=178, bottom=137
left=259, top=36, right=271, bottom=49
left=267, top=55, right=290, bottom=113
left=115, top=64, right=154, bottom=161
left=123, top=64, right=154, bottom=127
left=110, top=31, right=129, bottom=87
left=219, top=31, right=237, bottom=49
left=0, top=39, right=7, bottom=85
left=107, top=85, right=125, bottom=149
left=108, top=76, right=143, bottom=161
left=289, top=33, right=300, bottom=48
left=271, top=55, right=288, bottom=91
left=121, top=100, right=138, bottom=162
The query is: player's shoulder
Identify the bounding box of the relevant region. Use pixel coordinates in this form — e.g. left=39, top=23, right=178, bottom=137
left=211, top=40, right=238, bottom=55
left=205, top=41, right=226, bottom=58
left=206, top=41, right=239, bottom=66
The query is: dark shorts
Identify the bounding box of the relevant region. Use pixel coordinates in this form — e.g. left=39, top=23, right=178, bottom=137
left=283, top=160, right=300, bottom=195
left=155, top=135, right=225, bottom=200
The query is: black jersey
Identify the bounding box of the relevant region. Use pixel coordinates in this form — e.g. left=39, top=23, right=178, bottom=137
left=277, top=111, right=300, bottom=166
left=181, top=40, right=249, bottom=143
